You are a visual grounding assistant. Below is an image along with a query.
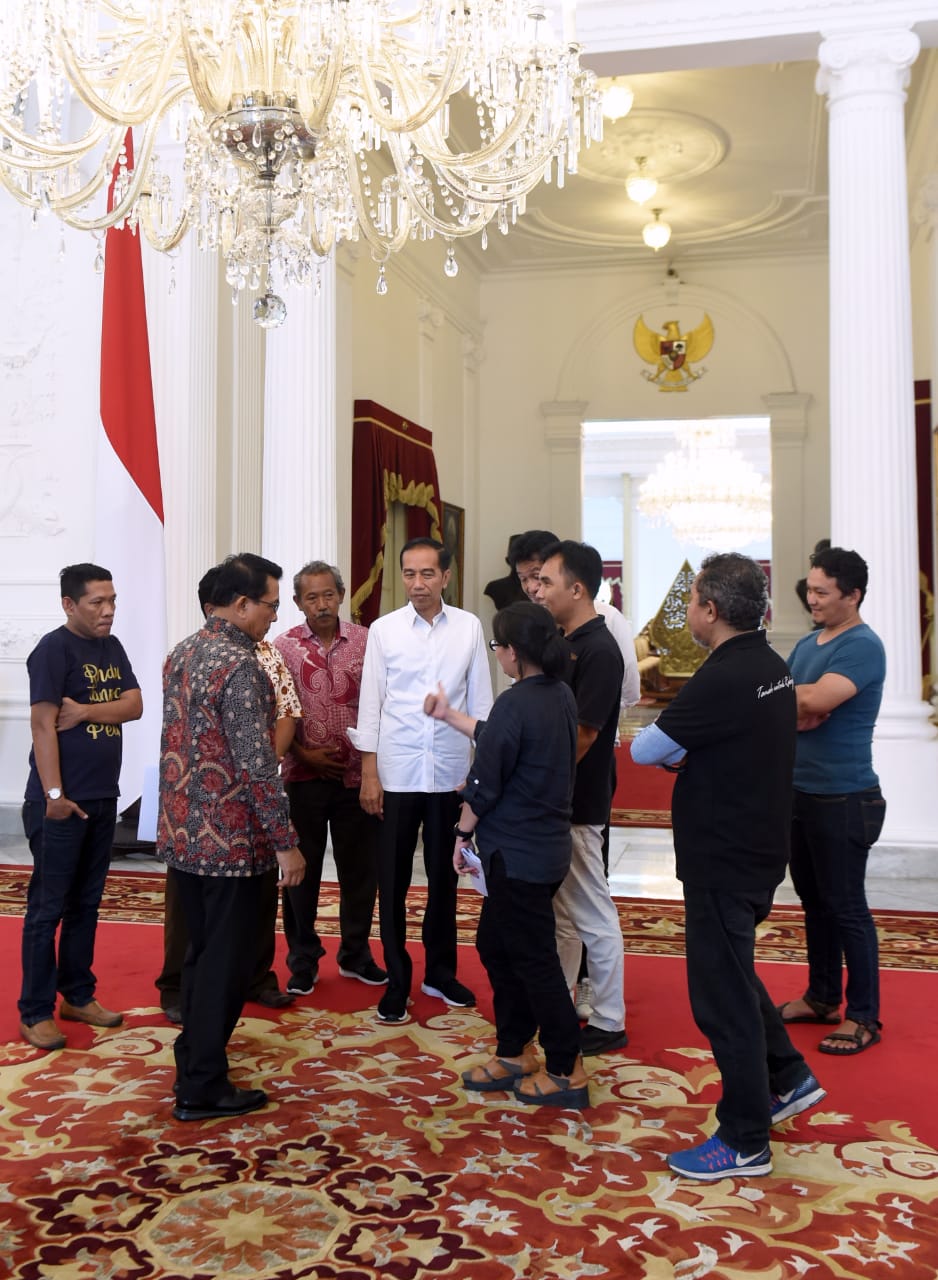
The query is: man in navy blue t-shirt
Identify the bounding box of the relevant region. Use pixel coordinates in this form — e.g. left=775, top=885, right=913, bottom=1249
left=19, top=563, right=142, bottom=1052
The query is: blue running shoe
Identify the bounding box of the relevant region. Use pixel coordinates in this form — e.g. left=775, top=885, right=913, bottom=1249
left=668, top=1134, right=772, bottom=1180
left=770, top=1072, right=826, bottom=1124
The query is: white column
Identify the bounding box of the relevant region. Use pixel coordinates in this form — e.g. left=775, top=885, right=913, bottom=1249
left=262, top=258, right=338, bottom=585
left=541, top=400, right=588, bottom=539
left=818, top=28, right=938, bottom=857
left=462, top=331, right=485, bottom=608
left=229, top=291, right=265, bottom=551
left=620, top=473, right=634, bottom=623
left=144, top=232, right=218, bottom=645
left=417, top=298, right=444, bottom=431
left=763, top=391, right=811, bottom=656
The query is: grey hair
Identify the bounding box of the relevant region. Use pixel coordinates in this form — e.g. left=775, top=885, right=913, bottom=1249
left=696, top=553, right=768, bottom=632
left=293, top=561, right=345, bottom=596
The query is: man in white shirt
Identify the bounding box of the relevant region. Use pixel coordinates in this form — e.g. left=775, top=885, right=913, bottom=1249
left=349, top=537, right=494, bottom=1022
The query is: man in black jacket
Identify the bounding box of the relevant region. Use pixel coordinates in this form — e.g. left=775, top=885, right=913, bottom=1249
left=632, top=553, right=824, bottom=1180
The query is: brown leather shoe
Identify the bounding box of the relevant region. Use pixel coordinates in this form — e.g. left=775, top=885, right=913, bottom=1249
left=60, top=999, right=123, bottom=1028
left=20, top=1018, right=66, bottom=1051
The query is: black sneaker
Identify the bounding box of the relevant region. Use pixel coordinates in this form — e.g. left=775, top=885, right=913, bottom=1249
left=339, top=960, right=389, bottom=986
left=421, top=978, right=476, bottom=1007
left=580, top=1024, right=629, bottom=1056
left=286, top=969, right=318, bottom=996
left=376, top=992, right=412, bottom=1023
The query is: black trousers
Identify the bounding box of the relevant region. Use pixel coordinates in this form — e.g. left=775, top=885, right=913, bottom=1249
left=476, top=852, right=580, bottom=1076
left=683, top=884, right=808, bottom=1153
left=171, top=868, right=261, bottom=1103
left=155, top=866, right=281, bottom=1007
left=377, top=790, right=461, bottom=1000
left=282, top=779, right=379, bottom=974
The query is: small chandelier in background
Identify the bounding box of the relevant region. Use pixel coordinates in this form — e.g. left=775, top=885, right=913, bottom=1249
left=601, top=77, right=634, bottom=122
left=0, top=1, right=601, bottom=325
left=626, top=156, right=657, bottom=205
left=638, top=423, right=771, bottom=551
left=643, top=208, right=672, bottom=251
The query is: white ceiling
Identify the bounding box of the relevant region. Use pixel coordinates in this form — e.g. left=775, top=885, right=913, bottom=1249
left=469, top=52, right=933, bottom=273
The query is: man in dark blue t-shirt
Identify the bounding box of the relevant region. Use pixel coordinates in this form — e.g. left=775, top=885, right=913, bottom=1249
left=632, top=554, right=823, bottom=1182
left=19, top=563, right=142, bottom=1052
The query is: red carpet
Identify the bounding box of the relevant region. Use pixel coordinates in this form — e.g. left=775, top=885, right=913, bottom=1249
left=3, top=878, right=938, bottom=1278
left=612, top=743, right=674, bottom=827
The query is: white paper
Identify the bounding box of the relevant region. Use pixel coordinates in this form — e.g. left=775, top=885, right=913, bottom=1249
left=461, top=847, right=488, bottom=897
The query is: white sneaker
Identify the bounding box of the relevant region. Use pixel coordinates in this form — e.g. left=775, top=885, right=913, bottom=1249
left=574, top=979, right=592, bottom=1021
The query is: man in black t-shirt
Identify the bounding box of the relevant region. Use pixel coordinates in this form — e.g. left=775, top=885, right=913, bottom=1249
left=19, top=564, right=142, bottom=1052
left=632, top=553, right=823, bottom=1181
left=536, top=541, right=627, bottom=1057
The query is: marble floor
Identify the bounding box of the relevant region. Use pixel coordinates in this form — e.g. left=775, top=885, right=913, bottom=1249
left=3, top=826, right=935, bottom=913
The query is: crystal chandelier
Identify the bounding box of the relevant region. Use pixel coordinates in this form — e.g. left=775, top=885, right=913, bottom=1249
left=642, top=207, right=671, bottom=251
left=0, top=1, right=600, bottom=324
left=638, top=423, right=771, bottom=550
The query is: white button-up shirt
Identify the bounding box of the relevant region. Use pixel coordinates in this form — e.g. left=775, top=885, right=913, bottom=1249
left=348, top=602, right=494, bottom=793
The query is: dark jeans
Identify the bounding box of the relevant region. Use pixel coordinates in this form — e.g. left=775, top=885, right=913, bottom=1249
left=790, top=786, right=886, bottom=1026
left=683, top=885, right=808, bottom=1154
left=283, top=779, right=379, bottom=974
left=19, top=798, right=118, bottom=1024
left=477, top=852, right=580, bottom=1077
left=155, top=866, right=282, bottom=1008
left=171, top=868, right=260, bottom=1103
left=377, top=790, right=461, bottom=1002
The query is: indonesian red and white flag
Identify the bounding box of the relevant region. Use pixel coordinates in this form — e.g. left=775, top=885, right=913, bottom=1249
left=95, top=130, right=166, bottom=812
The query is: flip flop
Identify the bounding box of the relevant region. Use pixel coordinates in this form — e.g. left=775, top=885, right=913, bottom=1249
left=513, top=1069, right=590, bottom=1110
left=462, top=1057, right=537, bottom=1092
left=776, top=997, right=841, bottom=1025
left=818, top=1020, right=882, bottom=1056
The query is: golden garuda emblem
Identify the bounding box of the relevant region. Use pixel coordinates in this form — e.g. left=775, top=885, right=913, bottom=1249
left=634, top=314, right=714, bottom=391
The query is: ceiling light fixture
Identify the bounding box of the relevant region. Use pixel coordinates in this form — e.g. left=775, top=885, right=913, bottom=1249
left=601, top=77, right=634, bottom=122
left=625, top=156, right=657, bottom=205
left=0, top=1, right=601, bottom=325
left=642, top=208, right=672, bottom=251
left=638, top=423, right=771, bottom=550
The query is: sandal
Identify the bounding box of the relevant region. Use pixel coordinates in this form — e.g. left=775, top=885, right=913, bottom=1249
left=513, top=1066, right=590, bottom=1110
left=818, top=1019, right=882, bottom=1056
left=462, top=1054, right=538, bottom=1093
left=776, top=995, right=840, bottom=1025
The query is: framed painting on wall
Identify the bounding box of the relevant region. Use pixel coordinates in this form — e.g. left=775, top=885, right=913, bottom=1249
left=441, top=501, right=465, bottom=608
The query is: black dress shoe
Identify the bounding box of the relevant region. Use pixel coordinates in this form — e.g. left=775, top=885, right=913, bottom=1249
left=162, top=1004, right=183, bottom=1025
left=250, top=988, right=295, bottom=1009
left=172, top=1086, right=268, bottom=1122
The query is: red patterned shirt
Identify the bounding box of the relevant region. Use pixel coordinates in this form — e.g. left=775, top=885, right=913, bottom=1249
left=274, top=619, right=368, bottom=788
left=157, top=616, right=297, bottom=876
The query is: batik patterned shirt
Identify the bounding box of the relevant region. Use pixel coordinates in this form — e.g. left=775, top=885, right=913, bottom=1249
left=274, top=619, right=368, bottom=788
left=157, top=615, right=297, bottom=876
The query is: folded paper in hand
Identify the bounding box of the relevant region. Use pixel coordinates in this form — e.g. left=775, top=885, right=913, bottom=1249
left=461, top=848, right=488, bottom=897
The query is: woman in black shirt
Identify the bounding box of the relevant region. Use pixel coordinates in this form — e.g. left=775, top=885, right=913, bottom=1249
left=425, top=602, right=588, bottom=1109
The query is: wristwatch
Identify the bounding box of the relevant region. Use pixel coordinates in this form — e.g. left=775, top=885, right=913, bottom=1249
left=453, top=824, right=475, bottom=841
left=46, top=787, right=62, bottom=801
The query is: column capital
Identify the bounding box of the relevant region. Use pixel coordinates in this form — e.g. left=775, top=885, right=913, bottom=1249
left=462, top=332, right=486, bottom=373
left=416, top=297, right=444, bottom=337
left=762, top=390, right=812, bottom=442
left=540, top=400, right=588, bottom=450
left=817, top=28, right=919, bottom=102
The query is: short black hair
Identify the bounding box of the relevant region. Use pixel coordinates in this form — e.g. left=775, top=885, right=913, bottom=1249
left=400, top=536, right=451, bottom=572
left=539, top=539, right=603, bottom=599
left=211, top=553, right=283, bottom=607
left=810, top=546, right=869, bottom=604
left=198, top=565, right=222, bottom=615
left=492, top=602, right=568, bottom=679
left=60, top=564, right=112, bottom=601
left=696, top=553, right=768, bottom=632
left=507, top=530, right=559, bottom=571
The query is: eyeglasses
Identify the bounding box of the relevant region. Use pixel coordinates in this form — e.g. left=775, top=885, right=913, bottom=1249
left=488, top=639, right=504, bottom=651
left=253, top=597, right=280, bottom=613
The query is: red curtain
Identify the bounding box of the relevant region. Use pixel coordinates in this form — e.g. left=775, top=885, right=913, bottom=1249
left=350, top=400, right=442, bottom=625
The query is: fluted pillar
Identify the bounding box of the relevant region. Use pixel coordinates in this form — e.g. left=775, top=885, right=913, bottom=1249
left=818, top=28, right=938, bottom=854
left=143, top=219, right=218, bottom=646
left=541, top=400, right=588, bottom=539
left=262, top=259, right=338, bottom=586
left=228, top=291, right=265, bottom=551
left=763, top=391, right=811, bottom=655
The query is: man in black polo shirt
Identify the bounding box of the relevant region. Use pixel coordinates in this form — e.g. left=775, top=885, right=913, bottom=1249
left=632, top=553, right=824, bottom=1180
left=536, top=540, right=627, bottom=1056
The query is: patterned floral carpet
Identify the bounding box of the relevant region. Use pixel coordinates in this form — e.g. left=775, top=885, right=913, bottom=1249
left=2, top=867, right=938, bottom=1279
